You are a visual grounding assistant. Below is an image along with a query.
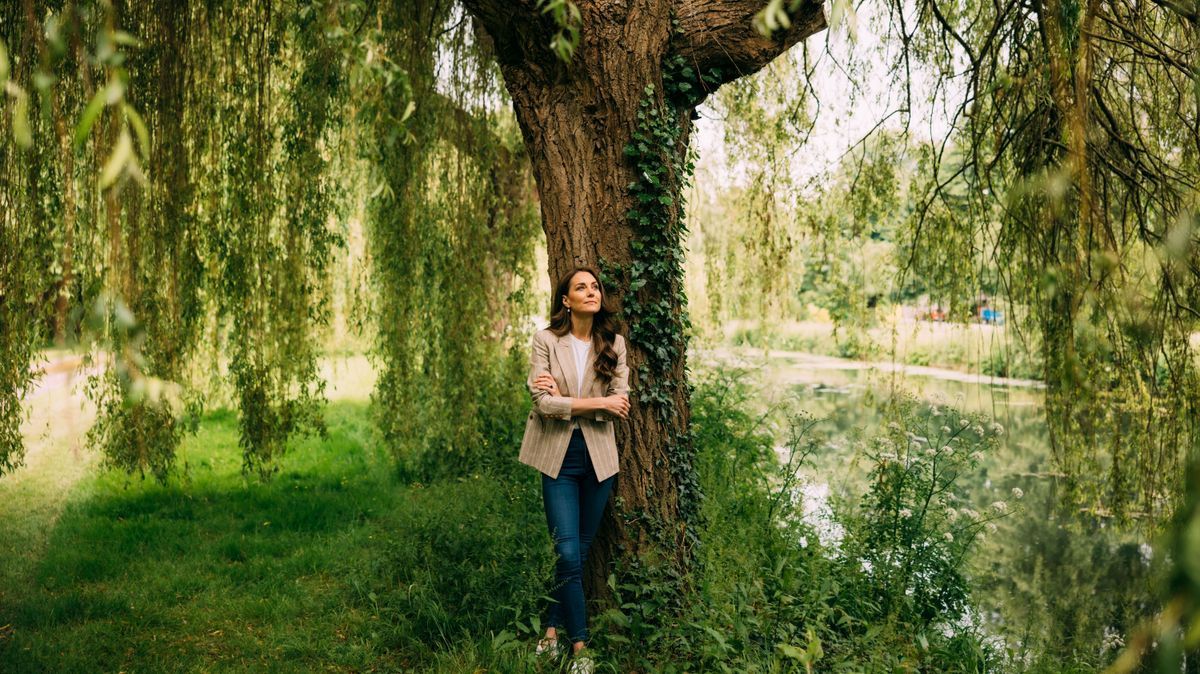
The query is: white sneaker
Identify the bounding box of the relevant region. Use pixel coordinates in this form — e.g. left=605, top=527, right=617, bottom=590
left=567, top=654, right=595, bottom=674
left=535, top=635, right=563, bottom=658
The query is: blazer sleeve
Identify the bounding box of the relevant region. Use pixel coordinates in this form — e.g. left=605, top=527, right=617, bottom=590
left=528, top=331, right=573, bottom=420
left=606, top=334, right=630, bottom=398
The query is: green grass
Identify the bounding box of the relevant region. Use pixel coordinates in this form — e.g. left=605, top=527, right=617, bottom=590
left=0, top=401, right=558, bottom=672
left=1, top=367, right=1076, bottom=672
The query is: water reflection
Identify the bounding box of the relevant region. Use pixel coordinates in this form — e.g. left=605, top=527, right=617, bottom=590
left=714, top=354, right=1161, bottom=667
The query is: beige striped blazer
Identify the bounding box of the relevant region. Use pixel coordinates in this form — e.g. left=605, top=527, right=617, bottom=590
left=518, top=328, right=629, bottom=481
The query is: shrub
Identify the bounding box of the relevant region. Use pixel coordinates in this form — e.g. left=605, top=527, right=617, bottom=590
left=592, top=367, right=1000, bottom=671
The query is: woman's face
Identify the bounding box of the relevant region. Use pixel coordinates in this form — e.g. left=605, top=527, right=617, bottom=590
left=562, top=271, right=602, bottom=316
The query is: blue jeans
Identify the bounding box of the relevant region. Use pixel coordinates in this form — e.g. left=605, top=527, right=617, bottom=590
left=542, top=428, right=616, bottom=645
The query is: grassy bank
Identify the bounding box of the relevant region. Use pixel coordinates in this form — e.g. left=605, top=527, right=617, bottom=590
left=2, top=365, right=1040, bottom=672
left=0, top=401, right=559, bottom=672
left=720, top=319, right=1044, bottom=381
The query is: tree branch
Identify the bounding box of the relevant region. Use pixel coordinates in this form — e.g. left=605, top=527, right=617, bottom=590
left=673, top=0, right=827, bottom=88
left=458, top=0, right=550, bottom=68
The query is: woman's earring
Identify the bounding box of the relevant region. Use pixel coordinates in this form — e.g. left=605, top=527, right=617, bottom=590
left=567, top=307, right=571, bottom=313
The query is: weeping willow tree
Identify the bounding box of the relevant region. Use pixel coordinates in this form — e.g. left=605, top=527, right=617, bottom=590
left=0, top=0, right=351, bottom=480
left=1, top=0, right=542, bottom=484
left=685, top=0, right=1200, bottom=521
left=860, top=0, right=1200, bottom=519
left=362, top=2, right=542, bottom=480
left=3, top=0, right=830, bottom=604
left=458, top=0, right=829, bottom=602
left=691, top=51, right=811, bottom=342
left=6, top=0, right=1199, bottom=652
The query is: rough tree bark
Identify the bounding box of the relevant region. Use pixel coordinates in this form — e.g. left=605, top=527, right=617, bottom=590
left=461, top=0, right=826, bottom=601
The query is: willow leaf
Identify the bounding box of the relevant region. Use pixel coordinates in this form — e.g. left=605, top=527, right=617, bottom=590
left=100, top=128, right=133, bottom=188
left=74, top=89, right=107, bottom=150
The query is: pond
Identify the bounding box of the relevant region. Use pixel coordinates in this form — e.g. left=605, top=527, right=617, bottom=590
left=699, top=348, right=1160, bottom=668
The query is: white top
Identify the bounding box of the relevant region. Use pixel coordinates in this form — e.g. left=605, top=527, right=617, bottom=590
left=568, top=333, right=591, bottom=429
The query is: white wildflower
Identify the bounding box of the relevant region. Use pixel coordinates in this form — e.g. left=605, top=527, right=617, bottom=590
left=972, top=425, right=984, bottom=436
left=970, top=451, right=984, bottom=462
left=924, top=447, right=937, bottom=456
left=986, top=522, right=998, bottom=533
left=887, top=421, right=901, bottom=431
left=942, top=445, right=953, bottom=455
left=931, top=406, right=941, bottom=417
left=959, top=419, right=970, bottom=428
left=940, top=426, right=952, bottom=434
left=990, top=422, right=1005, bottom=436
left=1101, top=626, right=1125, bottom=653
left=991, top=501, right=1008, bottom=513
left=1011, top=487, right=1024, bottom=500
left=943, top=532, right=954, bottom=542
left=1139, top=543, right=1153, bottom=565
left=899, top=508, right=913, bottom=518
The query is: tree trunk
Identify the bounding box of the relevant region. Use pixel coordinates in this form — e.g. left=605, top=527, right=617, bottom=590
left=463, top=0, right=826, bottom=605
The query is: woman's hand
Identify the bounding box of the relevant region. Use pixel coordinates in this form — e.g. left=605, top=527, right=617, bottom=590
left=603, top=394, right=630, bottom=419
left=533, top=373, right=561, bottom=396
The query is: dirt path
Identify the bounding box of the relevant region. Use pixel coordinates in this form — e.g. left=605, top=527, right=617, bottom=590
left=0, top=356, right=99, bottom=603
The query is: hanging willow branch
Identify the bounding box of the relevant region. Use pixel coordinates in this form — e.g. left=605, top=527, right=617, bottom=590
left=0, top=0, right=545, bottom=485
left=0, top=0, right=357, bottom=481
left=364, top=2, right=542, bottom=478
left=871, top=0, right=1200, bottom=518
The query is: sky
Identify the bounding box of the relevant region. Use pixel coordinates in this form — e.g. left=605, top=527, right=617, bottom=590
left=691, top=0, right=967, bottom=193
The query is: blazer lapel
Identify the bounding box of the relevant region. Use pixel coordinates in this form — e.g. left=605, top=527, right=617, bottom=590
left=554, top=334, right=578, bottom=397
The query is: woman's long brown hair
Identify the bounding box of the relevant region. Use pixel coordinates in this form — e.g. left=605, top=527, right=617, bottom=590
left=548, top=266, right=622, bottom=383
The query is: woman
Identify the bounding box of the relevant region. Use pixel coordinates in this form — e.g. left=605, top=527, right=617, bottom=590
left=518, top=265, right=630, bottom=672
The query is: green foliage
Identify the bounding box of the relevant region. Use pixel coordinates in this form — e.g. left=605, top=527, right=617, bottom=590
left=0, top=402, right=406, bottom=671
left=587, top=367, right=999, bottom=671
left=606, top=38, right=720, bottom=596
left=697, top=51, right=812, bottom=340
left=0, top=1, right=361, bottom=481
left=883, top=0, right=1200, bottom=517
left=0, top=359, right=1117, bottom=673
left=845, top=394, right=1005, bottom=626
left=0, top=1, right=543, bottom=485
left=621, top=78, right=695, bottom=417
left=364, top=2, right=541, bottom=479
left=359, top=475, right=555, bottom=660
